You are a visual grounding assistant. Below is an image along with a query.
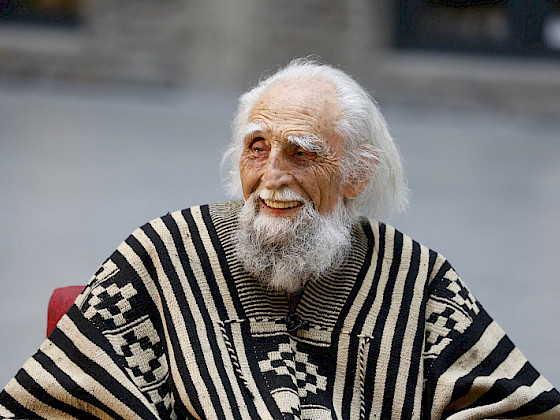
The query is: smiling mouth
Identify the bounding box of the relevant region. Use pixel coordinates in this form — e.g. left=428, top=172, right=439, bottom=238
left=261, top=199, right=303, bottom=209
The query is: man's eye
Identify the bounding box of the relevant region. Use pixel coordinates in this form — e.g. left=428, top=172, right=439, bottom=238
left=294, top=148, right=316, bottom=159
left=250, top=138, right=267, bottom=153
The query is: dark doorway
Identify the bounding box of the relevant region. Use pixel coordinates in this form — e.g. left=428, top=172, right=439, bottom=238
left=0, top=0, right=81, bottom=27
left=394, top=0, right=560, bottom=56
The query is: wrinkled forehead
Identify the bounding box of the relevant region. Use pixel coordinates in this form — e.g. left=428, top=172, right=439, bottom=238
left=246, top=77, right=342, bottom=143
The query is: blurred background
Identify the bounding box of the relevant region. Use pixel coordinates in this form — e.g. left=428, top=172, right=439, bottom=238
left=1, top=0, right=560, bottom=390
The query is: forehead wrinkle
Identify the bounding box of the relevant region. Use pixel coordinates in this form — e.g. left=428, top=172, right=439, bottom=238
left=252, top=106, right=323, bottom=129
left=250, top=114, right=327, bottom=148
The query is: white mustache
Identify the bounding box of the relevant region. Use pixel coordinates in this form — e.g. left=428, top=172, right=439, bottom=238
left=257, top=188, right=305, bottom=202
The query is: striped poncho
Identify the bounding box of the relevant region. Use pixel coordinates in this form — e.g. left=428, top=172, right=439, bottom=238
left=1, top=201, right=559, bottom=419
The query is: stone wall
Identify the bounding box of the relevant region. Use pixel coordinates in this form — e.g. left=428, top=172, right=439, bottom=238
left=0, top=0, right=190, bottom=86
left=0, top=0, right=391, bottom=89
left=1, top=0, right=559, bottom=114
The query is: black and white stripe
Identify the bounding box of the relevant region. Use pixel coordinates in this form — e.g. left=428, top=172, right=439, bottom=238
left=1, top=201, right=558, bottom=419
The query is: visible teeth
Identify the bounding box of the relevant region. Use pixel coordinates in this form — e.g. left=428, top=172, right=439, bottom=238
left=263, top=199, right=301, bottom=209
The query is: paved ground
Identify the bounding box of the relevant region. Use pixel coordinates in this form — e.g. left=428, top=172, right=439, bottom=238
left=1, top=83, right=559, bottom=390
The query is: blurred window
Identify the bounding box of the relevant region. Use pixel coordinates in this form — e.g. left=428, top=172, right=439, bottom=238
left=0, top=0, right=80, bottom=27
left=395, top=0, right=560, bottom=56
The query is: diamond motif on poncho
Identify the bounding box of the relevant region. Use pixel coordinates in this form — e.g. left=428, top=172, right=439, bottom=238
left=258, top=342, right=327, bottom=398
left=83, top=282, right=138, bottom=328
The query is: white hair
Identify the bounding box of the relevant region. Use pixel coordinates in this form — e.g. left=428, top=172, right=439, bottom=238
left=221, top=58, right=408, bottom=220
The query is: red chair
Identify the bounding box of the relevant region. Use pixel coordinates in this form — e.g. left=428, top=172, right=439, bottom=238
left=47, top=286, right=84, bottom=337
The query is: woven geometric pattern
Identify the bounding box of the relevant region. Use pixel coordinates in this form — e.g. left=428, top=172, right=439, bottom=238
left=259, top=342, right=298, bottom=385
left=259, top=341, right=328, bottom=399
left=425, top=268, right=480, bottom=358
left=438, top=270, right=479, bottom=317
left=93, top=259, right=119, bottom=283
left=146, top=386, right=175, bottom=419
left=105, top=317, right=167, bottom=388
left=425, top=303, right=465, bottom=356
left=294, top=350, right=328, bottom=398
left=83, top=282, right=138, bottom=329
left=271, top=388, right=301, bottom=420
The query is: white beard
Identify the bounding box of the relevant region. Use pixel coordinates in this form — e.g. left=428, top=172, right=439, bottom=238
left=235, top=193, right=354, bottom=293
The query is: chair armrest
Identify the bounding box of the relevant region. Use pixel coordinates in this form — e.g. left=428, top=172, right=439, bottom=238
left=47, top=285, right=84, bottom=337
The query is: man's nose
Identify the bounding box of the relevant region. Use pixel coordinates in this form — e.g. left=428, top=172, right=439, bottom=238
left=261, top=150, right=293, bottom=190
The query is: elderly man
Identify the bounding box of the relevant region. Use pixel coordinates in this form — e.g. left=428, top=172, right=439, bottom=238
left=1, top=59, right=559, bottom=419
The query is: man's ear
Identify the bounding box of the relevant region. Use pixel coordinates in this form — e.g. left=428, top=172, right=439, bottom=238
left=341, top=145, right=379, bottom=199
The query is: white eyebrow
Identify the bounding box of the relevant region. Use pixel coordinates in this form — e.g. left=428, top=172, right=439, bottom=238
left=287, top=135, right=329, bottom=155
left=240, top=122, right=264, bottom=140
left=241, top=124, right=330, bottom=156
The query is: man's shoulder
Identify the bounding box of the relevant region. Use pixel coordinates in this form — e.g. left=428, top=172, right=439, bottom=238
left=76, top=201, right=244, bottom=322
left=361, top=217, right=450, bottom=280
left=119, top=200, right=242, bottom=257
left=137, top=200, right=243, bottom=233
left=168, top=200, right=242, bottom=221
left=362, top=217, right=438, bottom=256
